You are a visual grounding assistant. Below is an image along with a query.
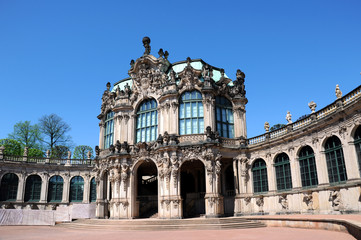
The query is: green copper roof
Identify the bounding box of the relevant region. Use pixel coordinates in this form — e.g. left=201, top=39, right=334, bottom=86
left=112, top=59, right=233, bottom=92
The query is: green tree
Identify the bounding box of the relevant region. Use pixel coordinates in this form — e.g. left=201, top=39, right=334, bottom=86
left=51, top=145, right=70, bottom=159
left=8, top=121, right=42, bottom=149
left=270, top=123, right=286, bottom=131
left=0, top=139, right=22, bottom=156
left=38, top=114, right=72, bottom=151
left=28, top=148, right=44, bottom=157
left=73, top=145, right=93, bottom=159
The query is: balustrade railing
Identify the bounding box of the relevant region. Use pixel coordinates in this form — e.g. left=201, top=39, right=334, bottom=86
left=247, top=85, right=361, bottom=146
left=1, top=155, right=93, bottom=166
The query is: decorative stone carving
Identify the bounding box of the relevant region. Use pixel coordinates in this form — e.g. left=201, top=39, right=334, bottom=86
left=303, top=192, right=313, bottom=210
left=279, top=194, right=288, bottom=210
left=205, top=126, right=220, bottom=142
left=335, top=84, right=342, bottom=99
left=264, top=122, right=270, bottom=132
left=256, top=196, right=264, bottom=212
left=286, top=111, right=292, bottom=124
left=95, top=146, right=100, bottom=157
left=67, top=151, right=71, bottom=159
left=177, top=57, right=203, bottom=90
left=308, top=101, right=317, bottom=113
left=142, top=36, right=151, bottom=55
left=244, top=197, right=251, bottom=205
left=329, top=190, right=342, bottom=211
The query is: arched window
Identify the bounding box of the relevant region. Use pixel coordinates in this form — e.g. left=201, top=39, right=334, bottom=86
left=70, top=176, right=84, bottom=202
left=179, top=91, right=204, bottom=135
left=136, top=99, right=158, bottom=142
left=0, top=173, right=18, bottom=201
left=24, top=175, right=42, bottom=202
left=90, top=177, right=96, bottom=202
left=104, top=111, right=114, bottom=149
left=252, top=159, right=268, bottom=193
left=354, top=126, right=361, bottom=175
left=298, top=146, right=318, bottom=187
left=48, top=175, right=63, bottom=202
left=215, top=96, right=234, bottom=138
left=325, top=136, right=347, bottom=183
left=275, top=153, right=292, bottom=191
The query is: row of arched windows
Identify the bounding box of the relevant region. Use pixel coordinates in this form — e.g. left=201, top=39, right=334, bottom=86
left=0, top=174, right=96, bottom=202
left=104, top=90, right=235, bottom=148
left=252, top=135, right=349, bottom=193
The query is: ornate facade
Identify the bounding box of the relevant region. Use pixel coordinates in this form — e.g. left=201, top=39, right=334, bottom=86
left=1, top=37, right=361, bottom=223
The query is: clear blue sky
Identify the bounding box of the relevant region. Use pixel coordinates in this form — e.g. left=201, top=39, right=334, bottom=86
left=0, top=0, right=360, bottom=150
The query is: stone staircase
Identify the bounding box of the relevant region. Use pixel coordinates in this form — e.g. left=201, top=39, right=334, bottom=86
left=57, top=217, right=266, bottom=231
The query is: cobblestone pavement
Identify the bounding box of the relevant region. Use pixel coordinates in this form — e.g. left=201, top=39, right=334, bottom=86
left=0, top=226, right=356, bottom=240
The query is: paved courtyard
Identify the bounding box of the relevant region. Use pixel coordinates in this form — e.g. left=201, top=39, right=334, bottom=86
left=0, top=226, right=356, bottom=240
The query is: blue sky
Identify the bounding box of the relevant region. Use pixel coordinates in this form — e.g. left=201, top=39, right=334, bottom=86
left=0, top=0, right=360, bottom=150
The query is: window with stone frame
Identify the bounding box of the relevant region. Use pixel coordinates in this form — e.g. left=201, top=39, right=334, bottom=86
left=0, top=173, right=18, bottom=201
left=252, top=159, right=269, bottom=193
left=179, top=90, right=204, bottom=135
left=298, top=146, right=318, bottom=188
left=24, top=175, right=42, bottom=202
left=325, top=136, right=348, bottom=184
left=215, top=96, right=234, bottom=138
left=354, top=126, right=361, bottom=176
left=90, top=177, right=96, bottom=202
left=104, top=111, right=114, bottom=149
left=274, top=153, right=293, bottom=191
left=70, top=176, right=84, bottom=202
left=136, top=98, right=158, bottom=143
left=47, top=175, right=63, bottom=202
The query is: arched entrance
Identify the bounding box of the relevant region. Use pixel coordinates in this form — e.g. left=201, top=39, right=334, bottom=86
left=136, top=160, right=158, bottom=218
left=180, top=160, right=205, bottom=218
left=222, top=163, right=235, bottom=216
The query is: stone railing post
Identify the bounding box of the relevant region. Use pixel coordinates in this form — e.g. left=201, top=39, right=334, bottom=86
left=45, top=150, right=50, bottom=163
left=23, top=147, right=28, bottom=162
left=65, top=151, right=71, bottom=166
left=0, top=145, right=4, bottom=160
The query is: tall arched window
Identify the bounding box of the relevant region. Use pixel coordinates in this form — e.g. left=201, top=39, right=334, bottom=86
left=0, top=173, right=18, bottom=201
left=354, top=126, right=361, bottom=175
left=275, top=153, right=292, bottom=191
left=252, top=159, right=268, bottom=193
left=70, top=176, right=84, bottom=202
left=325, top=136, right=347, bottom=183
left=24, top=175, right=42, bottom=202
left=104, top=111, right=114, bottom=149
left=48, top=175, right=63, bottom=202
left=215, top=96, right=234, bottom=138
left=90, top=177, right=96, bottom=202
left=298, top=146, right=318, bottom=187
left=179, top=91, right=204, bottom=135
left=136, top=99, right=158, bottom=142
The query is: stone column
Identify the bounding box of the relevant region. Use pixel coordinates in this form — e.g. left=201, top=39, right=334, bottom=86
left=95, top=176, right=106, bottom=219
left=313, top=139, right=329, bottom=185
left=342, top=137, right=360, bottom=180
left=267, top=154, right=276, bottom=192
left=16, top=173, right=26, bottom=203
left=62, top=174, right=70, bottom=203
left=39, top=173, right=49, bottom=204
left=99, top=122, right=105, bottom=149
left=83, top=175, right=90, bottom=204
left=289, top=148, right=301, bottom=189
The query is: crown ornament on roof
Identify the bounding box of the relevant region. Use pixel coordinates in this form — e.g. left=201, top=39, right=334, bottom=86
left=142, top=36, right=151, bottom=55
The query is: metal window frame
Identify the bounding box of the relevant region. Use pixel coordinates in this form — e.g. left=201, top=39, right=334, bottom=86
left=179, top=91, right=204, bottom=135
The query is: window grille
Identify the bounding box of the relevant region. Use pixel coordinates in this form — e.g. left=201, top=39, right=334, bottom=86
left=48, top=175, right=63, bottom=202
left=298, top=146, right=318, bottom=187
left=0, top=173, right=18, bottom=201
left=136, top=99, right=158, bottom=142
left=215, top=96, right=234, bottom=138
left=275, top=153, right=293, bottom=191
left=325, top=136, right=347, bottom=183
left=104, top=111, right=114, bottom=149
left=179, top=91, right=204, bottom=135
left=252, top=159, right=268, bottom=193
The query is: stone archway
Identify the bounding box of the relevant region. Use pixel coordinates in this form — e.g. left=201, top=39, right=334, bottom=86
left=136, top=160, right=158, bottom=218
left=180, top=160, right=206, bottom=218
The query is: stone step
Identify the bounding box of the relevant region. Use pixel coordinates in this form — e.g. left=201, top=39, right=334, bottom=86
left=57, top=217, right=266, bottom=231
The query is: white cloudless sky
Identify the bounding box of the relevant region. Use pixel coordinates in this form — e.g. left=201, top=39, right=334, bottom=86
left=0, top=0, right=360, bottom=150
